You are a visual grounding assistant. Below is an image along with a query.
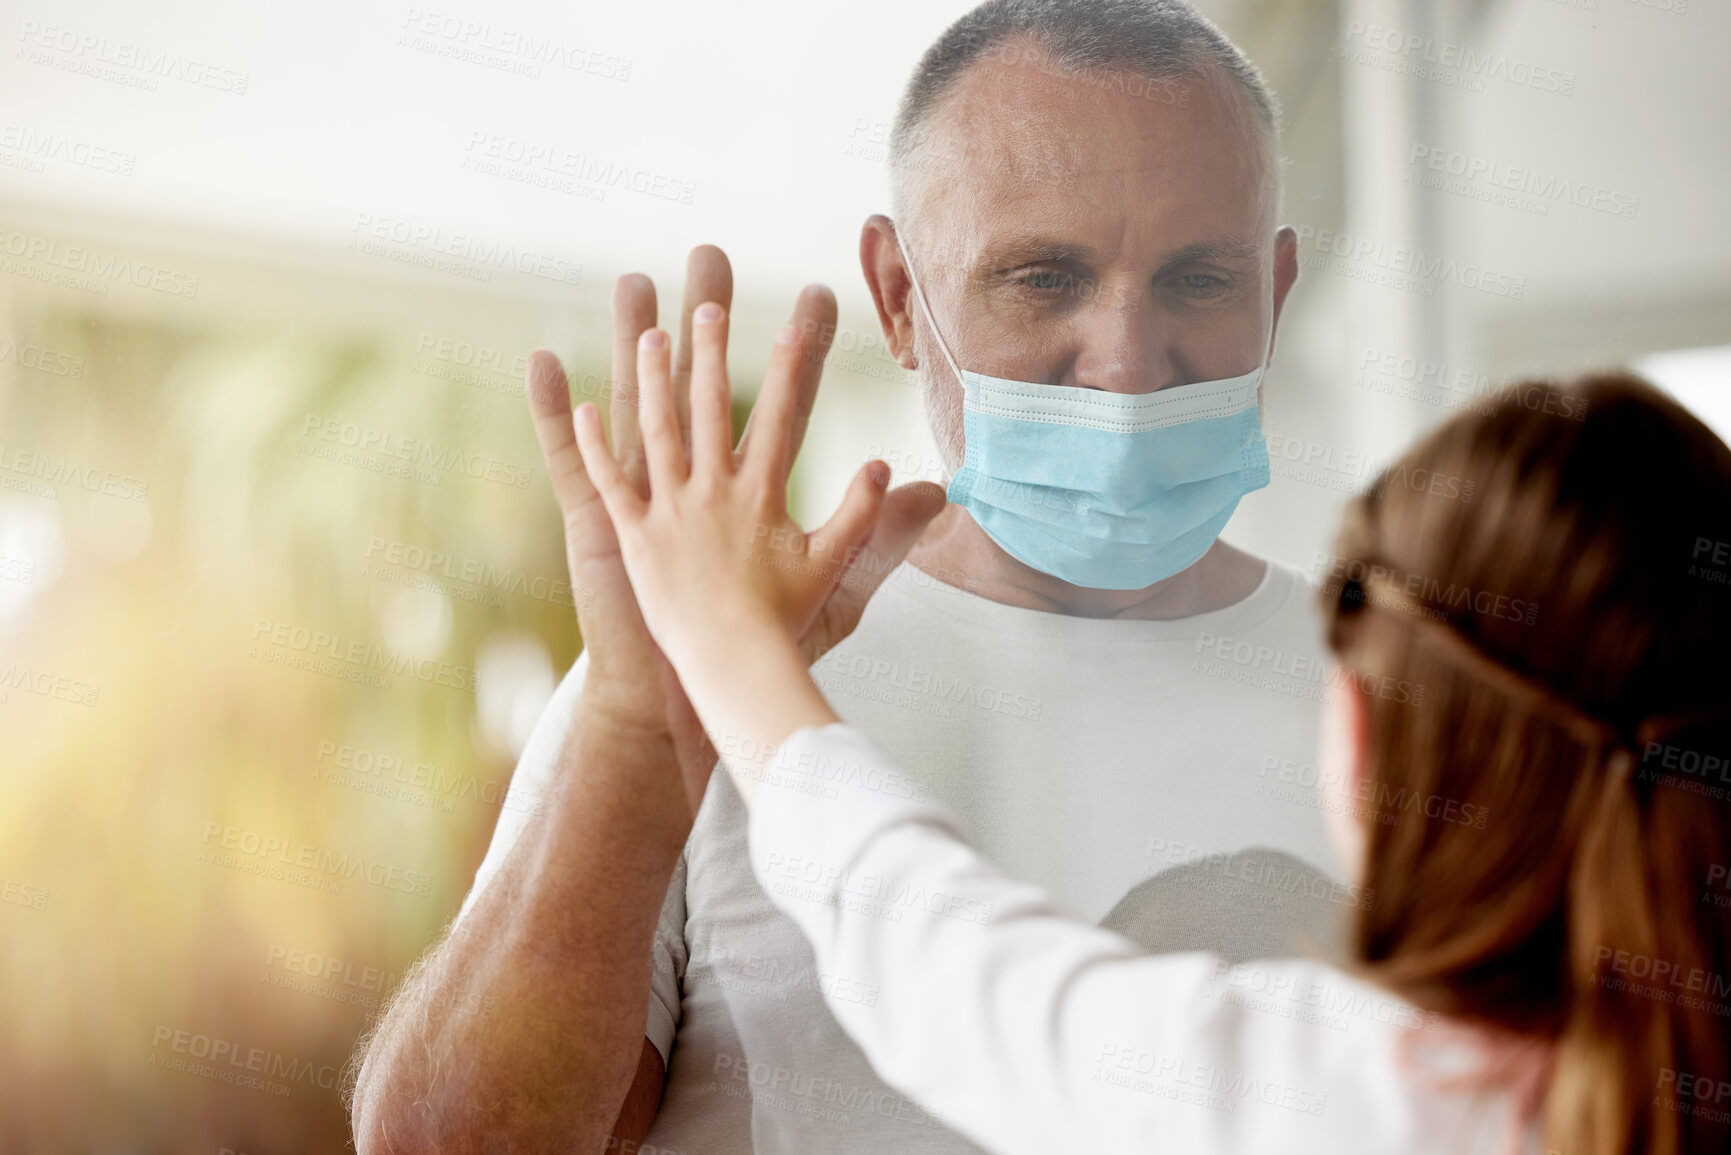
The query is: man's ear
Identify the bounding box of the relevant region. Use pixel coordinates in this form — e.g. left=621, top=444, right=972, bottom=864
left=859, top=215, right=919, bottom=371
left=1267, top=225, right=1299, bottom=359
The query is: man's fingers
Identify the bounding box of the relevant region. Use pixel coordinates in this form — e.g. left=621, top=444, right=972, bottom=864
left=673, top=245, right=734, bottom=446
left=840, top=480, right=947, bottom=591
left=782, top=284, right=838, bottom=457
left=811, top=460, right=892, bottom=580
left=803, top=481, right=947, bottom=663
left=611, top=272, right=659, bottom=492
left=524, top=350, right=596, bottom=514
left=573, top=403, right=645, bottom=525
left=688, top=302, right=734, bottom=476
left=741, top=323, right=806, bottom=490
left=738, top=284, right=837, bottom=467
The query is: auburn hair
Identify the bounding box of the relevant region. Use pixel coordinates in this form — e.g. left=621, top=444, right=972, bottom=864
left=1319, top=373, right=1731, bottom=1155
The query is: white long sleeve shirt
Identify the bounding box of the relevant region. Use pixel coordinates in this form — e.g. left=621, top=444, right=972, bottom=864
left=746, top=723, right=1537, bottom=1155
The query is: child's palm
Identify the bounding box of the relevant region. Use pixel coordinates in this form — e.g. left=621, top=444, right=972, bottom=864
left=576, top=303, right=904, bottom=674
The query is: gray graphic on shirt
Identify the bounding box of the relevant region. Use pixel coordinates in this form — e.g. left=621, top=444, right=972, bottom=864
left=1101, top=847, right=1349, bottom=964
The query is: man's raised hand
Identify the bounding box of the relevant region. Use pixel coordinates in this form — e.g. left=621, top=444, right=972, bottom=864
left=525, top=246, right=943, bottom=805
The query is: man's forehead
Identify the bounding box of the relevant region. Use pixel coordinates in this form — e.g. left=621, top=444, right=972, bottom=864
left=904, top=41, right=1275, bottom=255
left=933, top=38, right=1260, bottom=153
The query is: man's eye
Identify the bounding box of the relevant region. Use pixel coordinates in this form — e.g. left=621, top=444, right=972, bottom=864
left=1018, top=270, right=1072, bottom=292
left=1174, top=273, right=1228, bottom=294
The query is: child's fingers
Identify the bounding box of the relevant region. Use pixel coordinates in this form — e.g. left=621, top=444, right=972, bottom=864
left=573, top=404, right=647, bottom=525
left=810, top=460, right=891, bottom=576
left=636, top=328, right=687, bottom=492
left=741, top=323, right=807, bottom=491
left=688, top=301, right=734, bottom=477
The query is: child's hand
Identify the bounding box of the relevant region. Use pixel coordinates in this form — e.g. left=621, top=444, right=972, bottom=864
left=574, top=301, right=897, bottom=684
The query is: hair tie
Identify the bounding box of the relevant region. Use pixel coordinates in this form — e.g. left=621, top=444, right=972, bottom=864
left=1338, top=570, right=1731, bottom=790
left=1341, top=573, right=1630, bottom=771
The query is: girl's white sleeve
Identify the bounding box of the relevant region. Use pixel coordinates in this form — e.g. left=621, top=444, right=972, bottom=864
left=744, top=723, right=1340, bottom=1155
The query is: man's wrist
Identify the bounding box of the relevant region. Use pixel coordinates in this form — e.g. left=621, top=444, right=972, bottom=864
left=576, top=664, right=672, bottom=741
left=559, top=688, right=692, bottom=858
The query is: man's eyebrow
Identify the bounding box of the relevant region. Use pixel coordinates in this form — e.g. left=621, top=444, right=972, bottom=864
left=976, top=238, right=1098, bottom=269
left=975, top=235, right=1263, bottom=272
left=1156, top=237, right=1263, bottom=267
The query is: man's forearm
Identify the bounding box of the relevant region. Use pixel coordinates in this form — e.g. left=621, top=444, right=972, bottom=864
left=350, top=693, right=691, bottom=1154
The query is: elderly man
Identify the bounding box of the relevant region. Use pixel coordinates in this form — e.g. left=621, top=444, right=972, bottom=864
left=351, top=1, right=1340, bottom=1151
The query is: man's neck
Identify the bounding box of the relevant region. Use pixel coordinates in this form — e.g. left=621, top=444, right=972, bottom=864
left=902, top=504, right=1267, bottom=621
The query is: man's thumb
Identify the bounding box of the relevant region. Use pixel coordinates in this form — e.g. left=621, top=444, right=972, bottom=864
left=807, top=481, right=946, bottom=660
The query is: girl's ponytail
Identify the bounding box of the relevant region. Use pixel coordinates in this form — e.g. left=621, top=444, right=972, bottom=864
left=1552, top=714, right=1731, bottom=1155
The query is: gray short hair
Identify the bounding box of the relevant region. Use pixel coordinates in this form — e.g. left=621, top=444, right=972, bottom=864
left=889, top=0, right=1281, bottom=217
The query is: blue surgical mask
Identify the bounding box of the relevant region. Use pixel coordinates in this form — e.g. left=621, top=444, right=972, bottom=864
left=896, top=232, right=1271, bottom=591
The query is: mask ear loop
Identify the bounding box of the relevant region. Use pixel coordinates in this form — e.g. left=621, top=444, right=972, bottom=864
left=892, top=224, right=968, bottom=392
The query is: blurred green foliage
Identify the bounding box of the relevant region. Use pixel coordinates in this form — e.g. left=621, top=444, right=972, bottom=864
left=0, top=294, right=587, bottom=1152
